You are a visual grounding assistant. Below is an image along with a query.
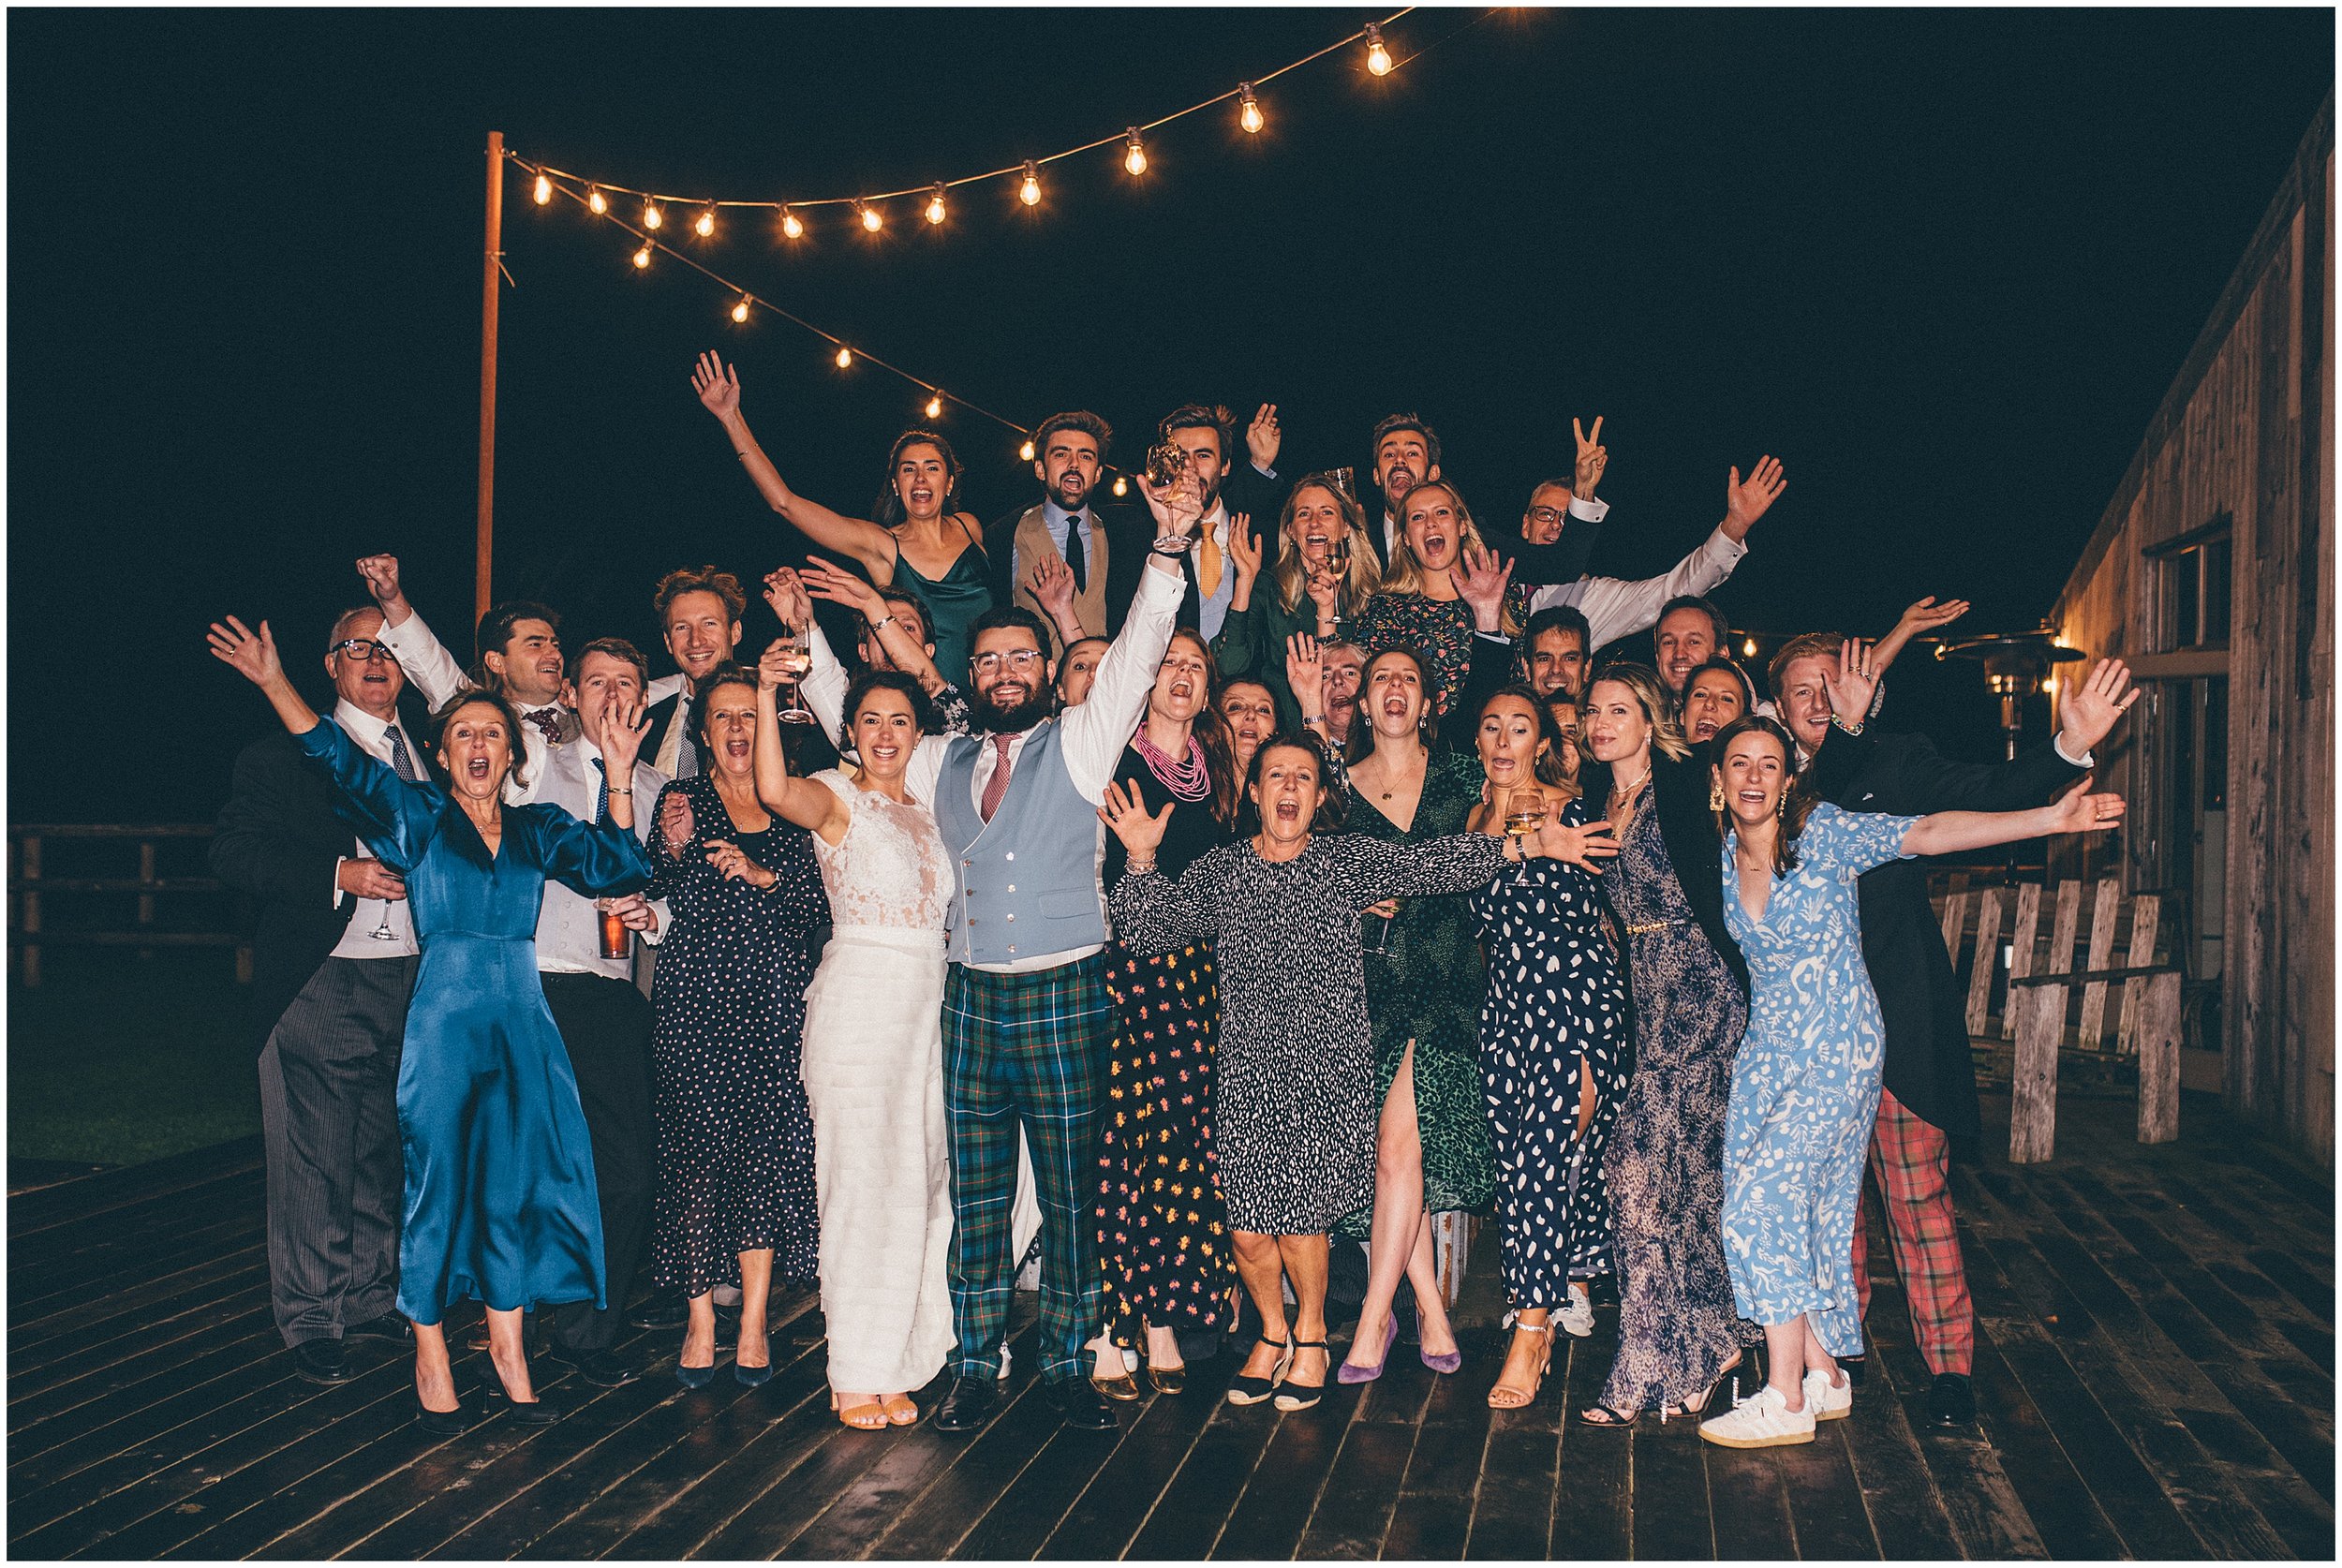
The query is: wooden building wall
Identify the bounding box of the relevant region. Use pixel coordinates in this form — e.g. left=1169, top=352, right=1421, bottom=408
left=2051, top=95, right=2334, bottom=1166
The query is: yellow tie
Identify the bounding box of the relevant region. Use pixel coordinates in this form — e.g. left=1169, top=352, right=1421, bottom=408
left=1197, top=520, right=1223, bottom=599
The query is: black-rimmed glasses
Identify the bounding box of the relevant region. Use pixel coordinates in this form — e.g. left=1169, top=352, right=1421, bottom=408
left=329, top=638, right=401, bottom=663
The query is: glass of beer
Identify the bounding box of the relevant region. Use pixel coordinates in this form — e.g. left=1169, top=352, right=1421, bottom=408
left=774, top=630, right=815, bottom=725
left=597, top=900, right=632, bottom=960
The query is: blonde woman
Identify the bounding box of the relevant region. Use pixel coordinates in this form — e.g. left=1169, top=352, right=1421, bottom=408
left=1213, top=474, right=1382, bottom=731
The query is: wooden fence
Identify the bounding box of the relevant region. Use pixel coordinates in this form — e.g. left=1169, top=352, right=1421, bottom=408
left=7, top=825, right=248, bottom=987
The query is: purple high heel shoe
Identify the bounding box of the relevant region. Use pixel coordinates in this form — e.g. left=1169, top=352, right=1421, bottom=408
left=1419, top=1339, right=1463, bottom=1375
left=1338, top=1317, right=1399, bottom=1384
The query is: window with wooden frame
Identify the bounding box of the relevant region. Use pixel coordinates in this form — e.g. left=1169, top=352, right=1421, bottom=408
left=2144, top=513, right=2233, bottom=652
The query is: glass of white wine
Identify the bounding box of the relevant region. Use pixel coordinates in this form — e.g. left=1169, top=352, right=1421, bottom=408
left=1503, top=791, right=1548, bottom=885
left=775, top=629, right=814, bottom=725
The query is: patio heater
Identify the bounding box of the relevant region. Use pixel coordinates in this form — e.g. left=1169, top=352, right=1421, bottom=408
left=1934, top=626, right=2085, bottom=762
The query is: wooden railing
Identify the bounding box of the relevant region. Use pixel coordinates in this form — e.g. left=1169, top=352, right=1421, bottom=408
left=7, top=825, right=249, bottom=987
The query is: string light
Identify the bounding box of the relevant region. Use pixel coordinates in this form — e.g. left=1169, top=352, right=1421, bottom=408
left=632, top=240, right=653, bottom=269
left=586, top=185, right=608, bottom=215
left=732, top=294, right=751, bottom=323
left=1019, top=439, right=1037, bottom=462
left=780, top=205, right=804, bottom=239
left=1019, top=162, right=1042, bottom=206
left=925, top=184, right=948, bottom=225
left=1365, top=23, right=1393, bottom=75
left=1123, top=127, right=1148, bottom=177
left=532, top=173, right=553, bottom=205
left=1742, top=637, right=1758, bottom=658
left=856, top=200, right=882, bottom=232
left=836, top=346, right=853, bottom=368
left=1239, top=85, right=1266, bottom=134
left=926, top=392, right=944, bottom=419
left=1112, top=475, right=1129, bottom=497
left=694, top=206, right=716, bottom=238
left=642, top=200, right=665, bottom=229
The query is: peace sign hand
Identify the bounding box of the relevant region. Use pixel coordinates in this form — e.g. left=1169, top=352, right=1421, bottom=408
left=1572, top=416, right=1608, bottom=499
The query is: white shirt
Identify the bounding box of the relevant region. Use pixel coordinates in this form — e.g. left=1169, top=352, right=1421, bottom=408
left=327, top=700, right=426, bottom=960
left=374, top=607, right=564, bottom=801
left=531, top=735, right=670, bottom=976
left=1528, top=521, right=1747, bottom=653
left=806, top=555, right=1188, bottom=972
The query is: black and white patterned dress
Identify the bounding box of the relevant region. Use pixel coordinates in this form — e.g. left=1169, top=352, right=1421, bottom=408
left=1108, top=831, right=1510, bottom=1236
left=1467, top=796, right=1630, bottom=1307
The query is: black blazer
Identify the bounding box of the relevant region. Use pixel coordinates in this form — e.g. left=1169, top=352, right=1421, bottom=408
left=1579, top=743, right=1750, bottom=998
left=209, top=732, right=365, bottom=1050
left=1807, top=724, right=2086, bottom=1139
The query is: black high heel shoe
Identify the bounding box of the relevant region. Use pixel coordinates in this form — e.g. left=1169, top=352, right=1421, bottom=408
left=412, top=1390, right=471, bottom=1436
left=481, top=1382, right=565, bottom=1426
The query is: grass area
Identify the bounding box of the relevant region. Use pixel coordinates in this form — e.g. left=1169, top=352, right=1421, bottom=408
left=7, top=949, right=260, bottom=1165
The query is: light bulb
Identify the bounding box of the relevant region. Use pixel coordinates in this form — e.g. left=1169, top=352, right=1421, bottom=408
left=1019, top=438, right=1037, bottom=462
left=780, top=206, right=803, bottom=239
left=926, top=393, right=944, bottom=420
left=586, top=185, right=608, bottom=215
left=731, top=295, right=751, bottom=324
left=1019, top=161, right=1042, bottom=206
left=532, top=173, right=553, bottom=205
left=1112, top=475, right=1129, bottom=497
left=1238, top=85, right=1264, bottom=134
left=1742, top=638, right=1757, bottom=659
left=836, top=347, right=853, bottom=369
left=694, top=206, right=716, bottom=238
left=643, top=200, right=664, bottom=229
left=1365, top=23, right=1393, bottom=75
left=926, top=184, right=948, bottom=225
left=1123, top=127, right=1147, bottom=177
left=858, top=200, right=882, bottom=232
left=632, top=241, right=652, bottom=269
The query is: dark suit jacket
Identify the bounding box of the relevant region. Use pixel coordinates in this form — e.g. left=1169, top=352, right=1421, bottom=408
left=982, top=502, right=1154, bottom=640
left=1807, top=725, right=2087, bottom=1138
left=1579, top=743, right=1750, bottom=998
left=210, top=732, right=364, bottom=1050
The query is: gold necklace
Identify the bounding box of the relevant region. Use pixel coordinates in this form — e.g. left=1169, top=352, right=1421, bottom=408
left=1608, top=764, right=1652, bottom=806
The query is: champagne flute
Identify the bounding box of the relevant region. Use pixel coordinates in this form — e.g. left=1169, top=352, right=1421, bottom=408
left=775, top=628, right=815, bottom=725
left=368, top=899, right=398, bottom=941
left=1325, top=530, right=1353, bottom=640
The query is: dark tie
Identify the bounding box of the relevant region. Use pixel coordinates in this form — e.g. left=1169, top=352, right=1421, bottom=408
left=386, top=725, right=420, bottom=783
left=674, top=698, right=699, bottom=779
left=527, top=706, right=567, bottom=747
left=590, top=757, right=608, bottom=822
left=1062, top=511, right=1087, bottom=594
left=978, top=732, right=1015, bottom=824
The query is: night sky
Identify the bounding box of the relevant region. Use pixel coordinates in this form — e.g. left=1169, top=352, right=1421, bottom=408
left=8, top=7, right=2333, bottom=824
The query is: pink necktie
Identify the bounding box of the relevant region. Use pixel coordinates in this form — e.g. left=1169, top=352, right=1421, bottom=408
left=979, top=732, right=1015, bottom=824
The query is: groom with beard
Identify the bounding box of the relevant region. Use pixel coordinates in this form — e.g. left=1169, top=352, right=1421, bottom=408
left=802, top=475, right=1200, bottom=1432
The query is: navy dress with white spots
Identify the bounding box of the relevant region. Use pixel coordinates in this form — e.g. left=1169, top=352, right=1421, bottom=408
left=1468, top=796, right=1630, bottom=1308
left=645, top=775, right=829, bottom=1294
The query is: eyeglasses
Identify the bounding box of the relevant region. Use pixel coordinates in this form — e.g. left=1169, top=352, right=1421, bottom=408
left=329, top=639, right=400, bottom=663
left=971, top=650, right=1045, bottom=675
left=1525, top=506, right=1566, bottom=525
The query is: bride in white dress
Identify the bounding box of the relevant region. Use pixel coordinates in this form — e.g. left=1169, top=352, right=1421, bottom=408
left=753, top=653, right=955, bottom=1428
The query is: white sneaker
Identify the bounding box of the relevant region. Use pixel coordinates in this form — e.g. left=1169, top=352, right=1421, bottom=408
left=1805, top=1368, right=1852, bottom=1421
left=1697, top=1383, right=1816, bottom=1449
left=1555, top=1285, right=1595, bottom=1339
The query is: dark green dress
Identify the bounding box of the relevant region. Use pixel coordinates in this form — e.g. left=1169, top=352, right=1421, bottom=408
left=1335, top=749, right=1498, bottom=1236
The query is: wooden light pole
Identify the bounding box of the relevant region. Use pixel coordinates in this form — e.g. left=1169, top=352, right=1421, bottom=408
left=477, top=131, right=505, bottom=625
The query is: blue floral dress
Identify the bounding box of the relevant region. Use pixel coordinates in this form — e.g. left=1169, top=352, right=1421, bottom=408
left=1717, top=802, right=1918, bottom=1357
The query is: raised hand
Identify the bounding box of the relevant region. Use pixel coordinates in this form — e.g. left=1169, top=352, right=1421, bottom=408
left=1456, top=541, right=1516, bottom=633
left=762, top=566, right=814, bottom=631
left=1286, top=631, right=1326, bottom=716
left=757, top=640, right=793, bottom=693
left=1538, top=817, right=1618, bottom=869
left=1572, top=416, right=1608, bottom=499
left=797, top=558, right=881, bottom=618
left=207, top=616, right=285, bottom=688
left=354, top=555, right=405, bottom=613
left=1304, top=564, right=1343, bottom=623
left=1024, top=551, right=1077, bottom=618
left=1226, top=518, right=1265, bottom=594
left=692, top=351, right=741, bottom=421
left=1722, top=455, right=1786, bottom=542
left=590, top=689, right=651, bottom=773
left=1247, top=404, right=1282, bottom=470
left=659, top=790, right=695, bottom=853
left=1097, top=780, right=1176, bottom=856
left=1824, top=636, right=1879, bottom=728
left=1893, top=595, right=1970, bottom=639
left=2045, top=778, right=2126, bottom=836
left=2057, top=658, right=2140, bottom=756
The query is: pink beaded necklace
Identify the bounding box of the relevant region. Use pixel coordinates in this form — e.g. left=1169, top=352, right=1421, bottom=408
left=1133, top=732, right=1212, bottom=801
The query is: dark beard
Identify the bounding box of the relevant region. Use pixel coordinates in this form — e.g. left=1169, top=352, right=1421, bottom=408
left=972, top=686, right=1058, bottom=734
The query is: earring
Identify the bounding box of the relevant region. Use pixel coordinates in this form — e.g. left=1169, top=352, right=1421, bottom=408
left=1709, top=777, right=1726, bottom=812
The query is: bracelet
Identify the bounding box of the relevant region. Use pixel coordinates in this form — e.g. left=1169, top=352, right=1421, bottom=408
left=1150, top=535, right=1197, bottom=556
left=1831, top=714, right=1866, bottom=737
left=1302, top=714, right=1325, bottom=726
left=1124, top=855, right=1159, bottom=876
left=871, top=614, right=899, bottom=631
left=605, top=786, right=633, bottom=795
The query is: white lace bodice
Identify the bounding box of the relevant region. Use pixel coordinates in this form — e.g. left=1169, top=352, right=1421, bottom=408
left=808, top=770, right=953, bottom=934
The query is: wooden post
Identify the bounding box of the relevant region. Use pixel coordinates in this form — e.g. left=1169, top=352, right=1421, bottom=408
left=2048, top=880, right=2082, bottom=986
left=20, top=834, right=40, bottom=988
left=1965, top=888, right=2004, bottom=1037
left=2077, top=877, right=2122, bottom=1048
left=2136, top=970, right=2183, bottom=1144
left=2116, top=894, right=2162, bottom=1053
left=2010, top=982, right=2064, bottom=1162
left=136, top=838, right=157, bottom=962
left=2004, top=883, right=2041, bottom=1038
left=1939, top=890, right=1968, bottom=959
left=477, top=130, right=505, bottom=626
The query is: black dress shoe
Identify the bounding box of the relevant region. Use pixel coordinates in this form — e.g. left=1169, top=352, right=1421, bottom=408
left=1927, top=1372, right=1976, bottom=1427
left=931, top=1375, right=1001, bottom=1433
left=629, top=1298, right=689, bottom=1331
left=344, top=1312, right=412, bottom=1344
left=480, top=1383, right=566, bottom=1426
left=413, top=1392, right=472, bottom=1436
left=291, top=1339, right=351, bottom=1385
left=1045, top=1378, right=1119, bottom=1431
left=539, top=1343, right=640, bottom=1387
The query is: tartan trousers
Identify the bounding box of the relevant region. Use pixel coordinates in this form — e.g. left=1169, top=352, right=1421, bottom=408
left=1852, top=1086, right=1977, bottom=1376
left=942, top=956, right=1112, bottom=1383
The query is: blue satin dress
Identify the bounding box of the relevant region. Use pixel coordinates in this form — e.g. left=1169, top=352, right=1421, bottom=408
left=297, top=718, right=654, bottom=1324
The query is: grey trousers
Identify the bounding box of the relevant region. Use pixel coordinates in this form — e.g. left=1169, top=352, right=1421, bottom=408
left=258, top=954, right=415, bottom=1347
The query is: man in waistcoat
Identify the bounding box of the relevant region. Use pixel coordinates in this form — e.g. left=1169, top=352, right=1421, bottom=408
left=803, top=481, right=1199, bottom=1431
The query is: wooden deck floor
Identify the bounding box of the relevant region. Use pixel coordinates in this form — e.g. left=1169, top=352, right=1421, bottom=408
left=7, top=1091, right=2332, bottom=1560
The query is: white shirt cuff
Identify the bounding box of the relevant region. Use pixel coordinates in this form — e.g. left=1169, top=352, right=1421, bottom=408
left=333, top=858, right=348, bottom=908
left=1568, top=495, right=1609, bottom=523
left=2053, top=732, right=2093, bottom=768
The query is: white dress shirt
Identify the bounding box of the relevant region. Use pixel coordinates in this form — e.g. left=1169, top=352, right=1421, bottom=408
left=806, top=556, right=1189, bottom=972
left=1529, top=521, right=1748, bottom=652
left=327, top=699, right=425, bottom=960
left=531, top=735, right=670, bottom=976
left=374, top=607, right=567, bottom=800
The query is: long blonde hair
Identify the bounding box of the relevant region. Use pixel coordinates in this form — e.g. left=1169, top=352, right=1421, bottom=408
left=1379, top=481, right=1519, bottom=634
left=1582, top=661, right=1691, bottom=765
left=1272, top=475, right=1382, bottom=615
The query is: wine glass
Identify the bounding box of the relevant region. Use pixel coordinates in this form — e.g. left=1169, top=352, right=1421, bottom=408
left=1325, top=531, right=1354, bottom=640
left=1503, top=792, right=1548, bottom=885
left=368, top=896, right=398, bottom=941
left=775, top=629, right=815, bottom=725
left=1360, top=897, right=1399, bottom=956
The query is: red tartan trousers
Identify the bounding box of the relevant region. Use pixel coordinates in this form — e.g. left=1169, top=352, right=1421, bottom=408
left=1851, top=1086, right=1976, bottom=1376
